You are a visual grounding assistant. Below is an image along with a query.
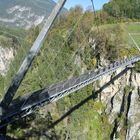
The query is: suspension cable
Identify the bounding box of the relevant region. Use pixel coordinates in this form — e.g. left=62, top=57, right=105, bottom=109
left=128, top=33, right=140, bottom=53
left=90, top=0, right=99, bottom=32
left=0, top=0, right=67, bottom=111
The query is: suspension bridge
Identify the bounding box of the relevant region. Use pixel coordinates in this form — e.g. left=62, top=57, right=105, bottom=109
left=0, top=0, right=139, bottom=133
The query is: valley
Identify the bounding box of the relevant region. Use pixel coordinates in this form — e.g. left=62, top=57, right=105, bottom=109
left=0, top=0, right=140, bottom=140
left=0, top=0, right=66, bottom=29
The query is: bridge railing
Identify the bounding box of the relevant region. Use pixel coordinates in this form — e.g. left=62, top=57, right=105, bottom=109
left=0, top=55, right=139, bottom=127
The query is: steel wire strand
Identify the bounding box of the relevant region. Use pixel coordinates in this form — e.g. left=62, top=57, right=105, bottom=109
left=27, top=15, right=86, bottom=91
left=18, top=9, right=98, bottom=113
left=2, top=0, right=106, bottom=121
left=18, top=12, right=86, bottom=110
left=19, top=24, right=97, bottom=114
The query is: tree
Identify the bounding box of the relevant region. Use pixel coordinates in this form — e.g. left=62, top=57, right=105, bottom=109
left=103, top=0, right=140, bottom=19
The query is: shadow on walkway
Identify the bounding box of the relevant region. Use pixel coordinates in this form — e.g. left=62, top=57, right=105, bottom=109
left=48, top=68, right=130, bottom=129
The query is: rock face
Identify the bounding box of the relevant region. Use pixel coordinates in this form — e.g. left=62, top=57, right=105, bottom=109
left=97, top=66, right=140, bottom=140
left=0, top=46, right=15, bottom=76
left=0, top=0, right=66, bottom=29
left=126, top=72, right=140, bottom=140
left=0, top=0, right=55, bottom=29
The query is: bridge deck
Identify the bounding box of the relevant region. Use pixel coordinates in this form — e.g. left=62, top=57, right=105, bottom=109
left=1, top=55, right=140, bottom=124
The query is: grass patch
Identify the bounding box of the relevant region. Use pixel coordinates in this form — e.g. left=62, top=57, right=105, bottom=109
left=127, top=23, right=140, bottom=33
left=131, top=35, right=140, bottom=47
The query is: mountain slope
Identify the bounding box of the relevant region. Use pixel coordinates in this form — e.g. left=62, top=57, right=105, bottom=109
left=0, top=0, right=65, bottom=29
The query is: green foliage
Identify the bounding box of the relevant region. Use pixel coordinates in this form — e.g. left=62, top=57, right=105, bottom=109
left=124, top=85, right=133, bottom=94
left=54, top=85, right=112, bottom=140
left=103, top=0, right=140, bottom=19
left=94, top=24, right=132, bottom=62
left=2, top=4, right=139, bottom=139
left=0, top=35, right=13, bottom=48
left=0, top=75, right=4, bottom=96
left=135, top=61, right=140, bottom=72
left=11, top=6, right=100, bottom=96
left=127, top=23, right=140, bottom=33
left=81, top=45, right=95, bottom=70
left=0, top=26, right=40, bottom=97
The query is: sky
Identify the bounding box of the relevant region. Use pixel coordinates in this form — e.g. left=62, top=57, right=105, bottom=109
left=54, top=0, right=109, bottom=10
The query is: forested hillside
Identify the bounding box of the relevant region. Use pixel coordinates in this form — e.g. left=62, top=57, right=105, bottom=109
left=0, top=0, right=140, bottom=139
left=103, top=0, right=140, bottom=19
left=0, top=5, right=138, bottom=139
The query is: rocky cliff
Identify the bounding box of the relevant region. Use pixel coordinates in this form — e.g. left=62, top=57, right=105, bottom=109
left=0, top=44, right=139, bottom=140
left=0, top=0, right=66, bottom=29
left=96, top=65, right=140, bottom=140
left=0, top=46, right=15, bottom=76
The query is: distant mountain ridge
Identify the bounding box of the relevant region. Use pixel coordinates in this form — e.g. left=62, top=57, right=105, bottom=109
left=0, top=0, right=66, bottom=29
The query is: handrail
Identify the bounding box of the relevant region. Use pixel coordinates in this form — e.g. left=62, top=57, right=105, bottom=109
left=0, top=55, right=139, bottom=127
